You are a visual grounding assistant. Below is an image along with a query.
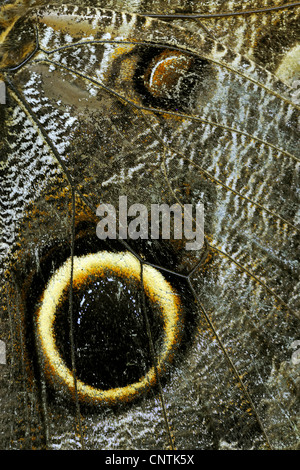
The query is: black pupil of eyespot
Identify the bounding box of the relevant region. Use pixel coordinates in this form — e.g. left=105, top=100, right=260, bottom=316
left=53, top=275, right=163, bottom=390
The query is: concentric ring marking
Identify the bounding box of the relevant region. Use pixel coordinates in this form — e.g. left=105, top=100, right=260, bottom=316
left=35, top=251, right=182, bottom=406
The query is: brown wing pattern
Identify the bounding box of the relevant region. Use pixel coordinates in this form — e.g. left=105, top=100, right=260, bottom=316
left=0, top=0, right=299, bottom=450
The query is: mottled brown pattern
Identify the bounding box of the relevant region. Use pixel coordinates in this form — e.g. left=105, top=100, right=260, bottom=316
left=0, top=0, right=299, bottom=450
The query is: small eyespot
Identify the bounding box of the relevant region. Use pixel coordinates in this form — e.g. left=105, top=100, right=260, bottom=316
left=143, top=49, right=194, bottom=100
left=135, top=47, right=215, bottom=112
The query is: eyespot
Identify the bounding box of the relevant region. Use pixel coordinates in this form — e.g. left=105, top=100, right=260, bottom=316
left=35, top=251, right=183, bottom=406
left=143, top=49, right=194, bottom=100
left=135, top=47, right=215, bottom=112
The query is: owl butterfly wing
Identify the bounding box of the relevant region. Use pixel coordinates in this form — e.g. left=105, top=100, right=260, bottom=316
left=0, top=2, right=299, bottom=450
left=156, top=0, right=299, bottom=77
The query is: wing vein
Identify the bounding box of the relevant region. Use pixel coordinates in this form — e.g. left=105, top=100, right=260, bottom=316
left=187, top=278, right=273, bottom=450
left=35, top=57, right=300, bottom=163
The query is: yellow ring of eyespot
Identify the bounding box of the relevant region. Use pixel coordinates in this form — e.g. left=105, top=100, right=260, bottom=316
left=36, top=251, right=182, bottom=406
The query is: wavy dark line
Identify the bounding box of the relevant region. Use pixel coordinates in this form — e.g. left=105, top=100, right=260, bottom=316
left=35, top=57, right=299, bottom=163
left=144, top=2, right=300, bottom=19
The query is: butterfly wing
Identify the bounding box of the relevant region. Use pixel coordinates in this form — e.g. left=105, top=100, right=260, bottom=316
left=0, top=1, right=299, bottom=450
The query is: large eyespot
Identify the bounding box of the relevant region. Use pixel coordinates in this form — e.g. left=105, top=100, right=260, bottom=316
left=35, top=251, right=183, bottom=406
left=134, top=47, right=215, bottom=112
